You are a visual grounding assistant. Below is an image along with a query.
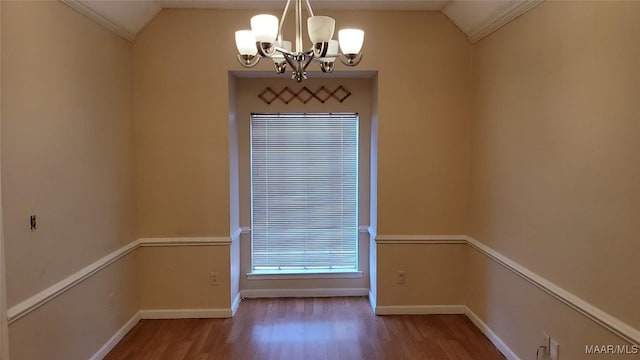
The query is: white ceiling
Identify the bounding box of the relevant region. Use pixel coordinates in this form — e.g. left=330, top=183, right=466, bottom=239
left=61, top=0, right=542, bottom=43
left=156, top=1, right=448, bottom=11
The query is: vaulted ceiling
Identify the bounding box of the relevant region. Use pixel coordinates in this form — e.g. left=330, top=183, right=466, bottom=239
left=60, top=0, right=542, bottom=43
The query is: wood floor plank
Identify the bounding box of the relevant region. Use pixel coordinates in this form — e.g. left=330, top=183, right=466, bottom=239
left=105, top=297, right=505, bottom=360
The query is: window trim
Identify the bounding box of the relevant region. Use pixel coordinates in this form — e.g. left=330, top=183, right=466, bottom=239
left=245, top=271, right=364, bottom=280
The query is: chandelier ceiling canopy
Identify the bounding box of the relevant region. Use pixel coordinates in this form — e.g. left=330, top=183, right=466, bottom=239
left=234, top=0, right=364, bottom=82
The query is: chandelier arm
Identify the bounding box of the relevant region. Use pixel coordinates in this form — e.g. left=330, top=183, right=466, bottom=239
left=283, top=52, right=299, bottom=70
left=303, top=0, right=314, bottom=17
left=301, top=53, right=315, bottom=72
left=278, top=0, right=292, bottom=43
left=274, top=46, right=294, bottom=56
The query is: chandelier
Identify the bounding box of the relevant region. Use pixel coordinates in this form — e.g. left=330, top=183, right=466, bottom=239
left=234, top=0, right=365, bottom=82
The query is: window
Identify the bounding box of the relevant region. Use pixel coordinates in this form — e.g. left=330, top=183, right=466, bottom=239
left=250, top=113, right=359, bottom=274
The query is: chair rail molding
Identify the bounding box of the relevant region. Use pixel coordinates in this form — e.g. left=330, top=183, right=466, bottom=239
left=372, top=233, right=640, bottom=345
left=465, top=235, right=640, bottom=345
left=7, top=235, right=233, bottom=324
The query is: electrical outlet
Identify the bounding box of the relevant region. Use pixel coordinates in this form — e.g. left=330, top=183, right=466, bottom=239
left=396, top=271, right=406, bottom=284
left=210, top=272, right=219, bottom=286
left=108, top=292, right=114, bottom=311
left=550, top=339, right=559, bottom=360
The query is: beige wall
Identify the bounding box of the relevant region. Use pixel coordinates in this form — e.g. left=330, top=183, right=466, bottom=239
left=133, top=7, right=471, bottom=310
left=133, top=10, right=233, bottom=238
left=468, top=1, right=640, bottom=357
left=377, top=243, right=466, bottom=306
left=1, top=1, right=138, bottom=358
left=139, top=246, right=230, bottom=309
left=10, top=254, right=138, bottom=360
left=133, top=8, right=471, bottom=237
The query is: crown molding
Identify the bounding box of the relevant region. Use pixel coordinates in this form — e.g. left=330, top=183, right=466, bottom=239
left=467, top=0, right=543, bottom=43
left=60, top=0, right=137, bottom=41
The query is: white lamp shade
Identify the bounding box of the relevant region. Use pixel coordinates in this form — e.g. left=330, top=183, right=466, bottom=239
left=307, top=16, right=335, bottom=44
left=272, top=40, right=292, bottom=62
left=338, top=29, right=364, bottom=54
left=319, top=39, right=339, bottom=61
left=251, top=14, right=279, bottom=43
left=235, top=30, right=257, bottom=55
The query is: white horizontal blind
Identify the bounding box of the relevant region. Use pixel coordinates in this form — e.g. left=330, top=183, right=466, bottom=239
left=251, top=113, right=359, bottom=273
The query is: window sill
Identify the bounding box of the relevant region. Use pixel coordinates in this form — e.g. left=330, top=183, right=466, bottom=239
left=246, top=270, right=363, bottom=280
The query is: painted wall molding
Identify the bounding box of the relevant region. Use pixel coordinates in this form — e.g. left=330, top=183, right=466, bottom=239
left=375, top=304, right=465, bottom=316
left=368, top=290, right=376, bottom=311
left=368, top=226, right=376, bottom=239
left=362, top=306, right=519, bottom=358
left=464, top=235, right=640, bottom=345
left=231, top=293, right=242, bottom=316
left=60, top=0, right=137, bottom=41
left=11, top=232, right=638, bottom=355
left=7, top=236, right=233, bottom=324
left=89, top=312, right=141, bottom=360
left=238, top=225, right=371, bottom=236
left=241, top=287, right=369, bottom=299
left=373, top=305, right=519, bottom=358
left=139, top=236, right=232, bottom=247
left=232, top=227, right=243, bottom=242
left=140, top=308, right=233, bottom=319
left=464, top=306, right=520, bottom=360
left=467, top=0, right=543, bottom=43
left=375, top=234, right=467, bottom=244
left=246, top=271, right=363, bottom=280
left=373, top=234, right=640, bottom=344
left=7, top=240, right=141, bottom=324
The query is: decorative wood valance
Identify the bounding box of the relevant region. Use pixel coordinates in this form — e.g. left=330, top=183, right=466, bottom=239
left=258, top=85, right=351, bottom=105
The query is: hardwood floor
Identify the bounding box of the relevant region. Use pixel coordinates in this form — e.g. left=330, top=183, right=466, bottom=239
left=105, top=297, right=505, bottom=360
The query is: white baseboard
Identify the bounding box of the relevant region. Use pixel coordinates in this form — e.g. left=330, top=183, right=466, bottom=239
left=140, top=308, right=232, bottom=319
left=375, top=304, right=466, bottom=315
left=465, top=306, right=520, bottom=360
left=231, top=293, right=242, bottom=316
left=371, top=303, right=517, bottom=359
left=241, top=287, right=369, bottom=298
left=89, top=311, right=140, bottom=360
